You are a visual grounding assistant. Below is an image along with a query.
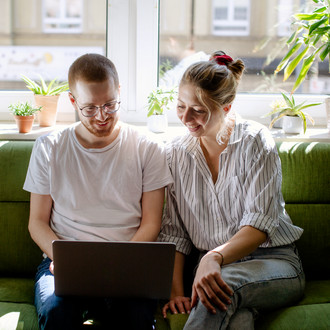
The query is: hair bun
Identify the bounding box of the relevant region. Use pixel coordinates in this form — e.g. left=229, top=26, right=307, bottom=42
left=211, top=55, right=233, bottom=67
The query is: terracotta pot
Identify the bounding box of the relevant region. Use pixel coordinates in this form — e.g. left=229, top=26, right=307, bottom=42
left=14, top=115, right=35, bottom=133
left=34, top=94, right=60, bottom=127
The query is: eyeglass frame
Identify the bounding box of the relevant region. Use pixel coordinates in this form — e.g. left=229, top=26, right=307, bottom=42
left=71, top=94, right=121, bottom=118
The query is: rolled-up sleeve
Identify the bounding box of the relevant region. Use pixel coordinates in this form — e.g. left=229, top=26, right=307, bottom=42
left=239, top=140, right=284, bottom=244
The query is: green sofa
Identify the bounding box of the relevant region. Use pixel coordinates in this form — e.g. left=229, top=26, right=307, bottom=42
left=0, top=139, right=329, bottom=330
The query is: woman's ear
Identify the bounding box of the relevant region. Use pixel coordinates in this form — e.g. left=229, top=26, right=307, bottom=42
left=223, top=104, right=232, bottom=112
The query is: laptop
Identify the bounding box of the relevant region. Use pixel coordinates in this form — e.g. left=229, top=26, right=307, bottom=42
left=52, top=240, right=176, bottom=300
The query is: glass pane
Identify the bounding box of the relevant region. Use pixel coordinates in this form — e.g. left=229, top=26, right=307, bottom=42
left=66, top=0, right=82, bottom=18
left=159, top=0, right=329, bottom=94
left=0, top=0, right=106, bottom=91
left=45, top=0, right=61, bottom=18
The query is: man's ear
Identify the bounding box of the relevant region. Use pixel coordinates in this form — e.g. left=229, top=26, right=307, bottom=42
left=68, top=92, right=75, bottom=106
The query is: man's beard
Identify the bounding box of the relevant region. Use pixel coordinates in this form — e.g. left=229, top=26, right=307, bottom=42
left=81, top=118, right=115, bottom=137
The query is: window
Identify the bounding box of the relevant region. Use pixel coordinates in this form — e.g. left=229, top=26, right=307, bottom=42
left=277, top=0, right=293, bottom=36
left=212, top=0, right=250, bottom=36
left=159, top=0, right=329, bottom=95
left=43, top=0, right=83, bottom=33
left=0, top=0, right=106, bottom=91
left=0, top=0, right=327, bottom=126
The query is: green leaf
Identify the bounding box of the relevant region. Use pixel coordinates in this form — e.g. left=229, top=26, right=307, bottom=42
left=313, top=6, right=327, bottom=13
left=287, top=29, right=302, bottom=44
left=275, top=39, right=303, bottom=74
left=296, top=111, right=307, bottom=133
left=309, top=17, right=328, bottom=35
left=284, top=46, right=310, bottom=80
left=294, top=13, right=324, bottom=20
left=281, top=92, right=294, bottom=107
left=269, top=111, right=291, bottom=129
left=298, top=102, right=322, bottom=111
left=320, top=43, right=330, bottom=61
left=291, top=53, right=316, bottom=92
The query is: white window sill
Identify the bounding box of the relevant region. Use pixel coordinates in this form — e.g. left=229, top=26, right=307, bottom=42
left=0, top=122, right=329, bottom=143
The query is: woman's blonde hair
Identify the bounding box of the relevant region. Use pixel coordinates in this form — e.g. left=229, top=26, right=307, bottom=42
left=180, top=51, right=245, bottom=143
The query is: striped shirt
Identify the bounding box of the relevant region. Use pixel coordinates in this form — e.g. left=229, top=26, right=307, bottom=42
left=158, top=118, right=303, bottom=255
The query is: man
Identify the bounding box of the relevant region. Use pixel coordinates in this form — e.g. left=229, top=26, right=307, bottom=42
left=24, top=53, right=173, bottom=330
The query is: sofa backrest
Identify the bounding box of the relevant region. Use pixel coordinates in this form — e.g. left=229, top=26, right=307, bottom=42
left=0, top=140, right=42, bottom=277
left=0, top=140, right=329, bottom=281
left=276, top=142, right=330, bottom=280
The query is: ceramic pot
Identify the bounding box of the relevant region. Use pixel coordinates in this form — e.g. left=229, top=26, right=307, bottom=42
left=14, top=115, right=34, bottom=133
left=326, top=97, right=330, bottom=132
left=34, top=94, right=60, bottom=127
left=282, top=116, right=303, bottom=134
left=147, top=114, right=168, bottom=133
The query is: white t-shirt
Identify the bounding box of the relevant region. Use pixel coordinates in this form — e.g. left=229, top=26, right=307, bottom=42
left=24, top=122, right=173, bottom=242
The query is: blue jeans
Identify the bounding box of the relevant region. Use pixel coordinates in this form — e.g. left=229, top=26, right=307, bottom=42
left=183, top=244, right=305, bottom=330
left=34, top=258, right=157, bottom=330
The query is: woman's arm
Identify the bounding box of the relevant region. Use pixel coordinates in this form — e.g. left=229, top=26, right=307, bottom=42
left=131, top=187, right=165, bottom=242
left=162, top=251, right=192, bottom=317
left=191, top=225, right=267, bottom=314
left=28, top=193, right=58, bottom=260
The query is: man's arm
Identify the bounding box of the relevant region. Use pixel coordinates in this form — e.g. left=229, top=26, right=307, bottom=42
left=28, top=193, right=59, bottom=260
left=130, top=187, right=165, bottom=242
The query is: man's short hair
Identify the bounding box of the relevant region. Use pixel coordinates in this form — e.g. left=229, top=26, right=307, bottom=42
left=68, top=53, right=119, bottom=94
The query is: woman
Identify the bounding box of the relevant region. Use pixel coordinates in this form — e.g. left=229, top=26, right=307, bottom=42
left=158, top=51, right=305, bottom=329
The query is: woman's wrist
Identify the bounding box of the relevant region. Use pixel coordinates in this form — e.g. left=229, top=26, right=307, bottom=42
left=205, top=250, right=225, bottom=266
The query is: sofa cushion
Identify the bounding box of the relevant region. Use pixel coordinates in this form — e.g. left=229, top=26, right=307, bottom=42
left=0, top=141, right=34, bottom=202
left=0, top=278, right=34, bottom=304
left=285, top=204, right=330, bottom=280
left=298, top=280, right=330, bottom=305
left=0, top=302, right=38, bottom=330
left=255, top=303, right=330, bottom=330
left=277, top=142, right=330, bottom=204
left=0, top=202, right=42, bottom=276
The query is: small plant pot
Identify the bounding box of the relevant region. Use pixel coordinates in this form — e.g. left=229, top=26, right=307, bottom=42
left=282, top=116, right=303, bottom=134
left=14, top=115, right=35, bottom=133
left=147, top=114, right=168, bottom=133
left=326, top=97, right=330, bottom=132
left=34, top=94, right=60, bottom=127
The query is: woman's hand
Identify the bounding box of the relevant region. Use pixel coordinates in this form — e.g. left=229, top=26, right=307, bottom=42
left=191, top=253, right=233, bottom=314
left=162, top=296, right=192, bottom=318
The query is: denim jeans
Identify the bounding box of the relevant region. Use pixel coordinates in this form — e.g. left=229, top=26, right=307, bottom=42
left=34, top=258, right=157, bottom=330
left=183, top=244, right=305, bottom=330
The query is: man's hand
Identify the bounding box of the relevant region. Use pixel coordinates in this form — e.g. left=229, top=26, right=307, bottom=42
left=191, top=253, right=233, bottom=314
left=162, top=296, right=191, bottom=318
left=49, top=261, right=54, bottom=275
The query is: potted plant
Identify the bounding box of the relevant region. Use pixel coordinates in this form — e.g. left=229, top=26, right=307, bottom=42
left=266, top=92, right=321, bottom=134
left=147, top=86, right=177, bottom=133
left=8, top=101, right=41, bottom=133
left=21, top=74, right=69, bottom=127
left=274, top=0, right=329, bottom=93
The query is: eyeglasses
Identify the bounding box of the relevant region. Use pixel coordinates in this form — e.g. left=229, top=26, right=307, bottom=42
left=73, top=96, right=121, bottom=117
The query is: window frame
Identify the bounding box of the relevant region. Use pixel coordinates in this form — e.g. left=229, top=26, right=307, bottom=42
left=212, top=0, right=250, bottom=37
left=0, top=0, right=327, bottom=127
left=42, top=0, right=83, bottom=34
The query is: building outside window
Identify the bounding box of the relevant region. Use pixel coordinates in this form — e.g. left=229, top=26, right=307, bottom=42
left=0, top=0, right=327, bottom=124
left=0, top=0, right=106, bottom=91
left=212, top=0, right=250, bottom=36
left=43, top=0, right=83, bottom=33
left=159, top=0, right=329, bottom=95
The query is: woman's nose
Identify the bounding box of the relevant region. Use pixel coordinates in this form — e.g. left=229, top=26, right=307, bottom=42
left=181, top=108, right=193, bottom=123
